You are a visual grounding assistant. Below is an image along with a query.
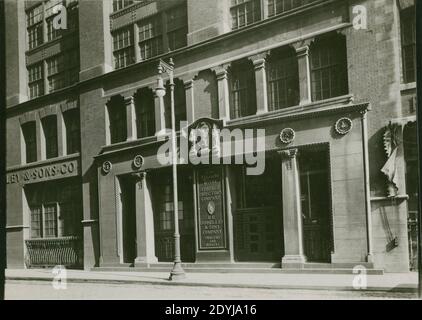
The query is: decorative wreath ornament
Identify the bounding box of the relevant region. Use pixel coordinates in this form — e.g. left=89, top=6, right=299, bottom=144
left=102, top=161, right=112, bottom=174
left=133, top=155, right=144, bottom=169
left=207, top=201, right=216, bottom=215
left=335, top=117, right=353, bottom=135
left=279, top=128, right=295, bottom=144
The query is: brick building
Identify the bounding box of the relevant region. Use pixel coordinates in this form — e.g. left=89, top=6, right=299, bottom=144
left=4, top=0, right=418, bottom=272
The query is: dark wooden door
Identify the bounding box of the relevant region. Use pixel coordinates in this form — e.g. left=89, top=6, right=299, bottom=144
left=153, top=169, right=195, bottom=262
left=119, top=177, right=137, bottom=264
left=300, top=151, right=331, bottom=263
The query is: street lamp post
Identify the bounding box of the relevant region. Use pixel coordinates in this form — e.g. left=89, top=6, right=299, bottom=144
left=155, top=58, right=186, bottom=280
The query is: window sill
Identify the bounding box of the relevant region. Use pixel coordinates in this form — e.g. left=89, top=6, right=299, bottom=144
left=400, top=82, right=416, bottom=92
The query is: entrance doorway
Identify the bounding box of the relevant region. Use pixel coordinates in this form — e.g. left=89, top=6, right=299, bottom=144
left=299, top=148, right=332, bottom=263
left=118, top=176, right=137, bottom=264
left=233, top=155, right=283, bottom=262
left=404, top=122, right=418, bottom=270
left=152, top=168, right=195, bottom=262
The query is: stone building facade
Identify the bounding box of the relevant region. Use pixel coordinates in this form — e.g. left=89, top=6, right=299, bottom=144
left=4, top=0, right=418, bottom=272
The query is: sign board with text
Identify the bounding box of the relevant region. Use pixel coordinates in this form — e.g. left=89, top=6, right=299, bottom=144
left=196, top=166, right=227, bottom=250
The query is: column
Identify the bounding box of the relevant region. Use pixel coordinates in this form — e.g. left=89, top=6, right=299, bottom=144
left=124, top=95, right=137, bottom=141
left=294, top=43, right=312, bottom=105
left=249, top=53, right=269, bottom=115
left=133, top=172, right=158, bottom=265
left=57, top=108, right=66, bottom=156
left=184, top=79, right=195, bottom=124
left=154, top=89, right=167, bottom=136
left=213, top=66, right=231, bottom=121
left=279, top=148, right=306, bottom=267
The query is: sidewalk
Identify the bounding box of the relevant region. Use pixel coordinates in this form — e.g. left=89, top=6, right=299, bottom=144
left=5, top=269, right=419, bottom=293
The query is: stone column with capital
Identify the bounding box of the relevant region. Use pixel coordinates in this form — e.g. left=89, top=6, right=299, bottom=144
left=293, top=42, right=312, bottom=105
left=249, top=53, right=269, bottom=115
left=133, top=171, right=158, bottom=266
left=124, top=96, right=137, bottom=141
left=212, top=66, right=231, bottom=122
left=279, top=148, right=306, bottom=268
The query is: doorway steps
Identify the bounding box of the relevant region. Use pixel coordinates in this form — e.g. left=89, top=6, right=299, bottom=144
left=94, top=262, right=383, bottom=275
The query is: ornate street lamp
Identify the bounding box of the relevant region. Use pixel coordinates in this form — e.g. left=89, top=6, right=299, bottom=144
left=155, top=58, right=186, bottom=280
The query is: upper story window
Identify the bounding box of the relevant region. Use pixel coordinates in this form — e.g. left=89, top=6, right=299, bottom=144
left=42, top=115, right=58, bottom=159
left=268, top=0, right=319, bottom=17
left=138, top=16, right=163, bottom=61
left=28, top=63, right=44, bottom=99
left=231, top=0, right=261, bottom=30
left=113, top=27, right=135, bottom=69
left=310, top=33, right=348, bottom=102
left=135, top=88, right=156, bottom=139
left=112, top=2, right=188, bottom=69
left=400, top=6, right=416, bottom=83
left=229, top=59, right=257, bottom=119
left=107, top=96, right=127, bottom=144
left=26, top=1, right=80, bottom=99
left=26, top=0, right=79, bottom=50
left=113, top=0, right=134, bottom=12
left=166, top=5, right=188, bottom=51
left=46, top=49, right=79, bottom=92
left=22, top=121, right=37, bottom=164
left=63, top=109, right=80, bottom=154
left=267, top=47, right=299, bottom=110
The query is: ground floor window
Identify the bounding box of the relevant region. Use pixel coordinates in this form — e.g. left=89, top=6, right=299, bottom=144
left=26, top=179, right=82, bottom=239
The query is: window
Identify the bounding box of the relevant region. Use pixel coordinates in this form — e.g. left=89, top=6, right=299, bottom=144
left=26, top=1, right=80, bottom=97
left=63, top=109, right=80, bottom=154
left=268, top=0, right=319, bottom=17
left=113, top=27, right=135, bottom=69
left=27, top=4, right=43, bottom=49
left=42, top=116, right=58, bottom=159
left=135, top=88, right=156, bottom=139
left=401, top=6, right=416, bottom=83
left=28, top=180, right=81, bottom=239
left=165, top=79, right=187, bottom=131
left=107, top=96, right=127, bottom=144
left=231, top=0, right=261, bottom=30
left=22, top=121, right=37, bottom=164
left=46, top=50, right=79, bottom=92
left=310, top=34, right=348, bottom=101
left=230, top=60, right=257, bottom=119
left=28, top=63, right=44, bottom=98
left=113, top=0, right=134, bottom=12
left=138, top=16, right=163, bottom=61
left=267, top=48, right=299, bottom=110
left=166, top=6, right=188, bottom=51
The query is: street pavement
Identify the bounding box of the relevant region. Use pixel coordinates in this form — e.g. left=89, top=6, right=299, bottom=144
left=4, top=280, right=419, bottom=300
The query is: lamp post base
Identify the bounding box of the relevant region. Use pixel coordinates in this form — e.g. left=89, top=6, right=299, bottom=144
left=169, top=262, right=186, bottom=281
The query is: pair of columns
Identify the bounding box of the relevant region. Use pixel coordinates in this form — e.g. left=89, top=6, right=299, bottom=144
left=130, top=149, right=307, bottom=267
left=213, top=40, right=313, bottom=122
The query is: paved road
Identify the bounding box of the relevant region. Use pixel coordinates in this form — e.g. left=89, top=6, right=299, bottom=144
left=4, top=280, right=418, bottom=300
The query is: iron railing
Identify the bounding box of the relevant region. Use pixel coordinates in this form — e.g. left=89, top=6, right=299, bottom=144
left=25, top=236, right=82, bottom=268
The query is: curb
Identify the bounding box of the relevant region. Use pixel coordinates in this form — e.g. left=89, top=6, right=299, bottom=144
left=5, top=276, right=418, bottom=294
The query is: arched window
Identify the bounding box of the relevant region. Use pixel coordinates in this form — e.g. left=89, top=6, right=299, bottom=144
left=310, top=33, right=348, bottom=101
left=229, top=59, right=257, bottom=119
left=22, top=121, right=37, bottom=164
left=267, top=47, right=299, bottom=110
left=135, top=88, right=156, bottom=139
left=107, top=95, right=127, bottom=144
left=63, top=109, right=80, bottom=154
left=42, top=115, right=58, bottom=159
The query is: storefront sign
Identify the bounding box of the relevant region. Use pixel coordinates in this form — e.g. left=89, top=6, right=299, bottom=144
left=6, top=159, right=78, bottom=185
left=196, top=166, right=226, bottom=250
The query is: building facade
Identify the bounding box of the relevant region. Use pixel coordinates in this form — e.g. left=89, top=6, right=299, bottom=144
left=4, top=0, right=418, bottom=272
